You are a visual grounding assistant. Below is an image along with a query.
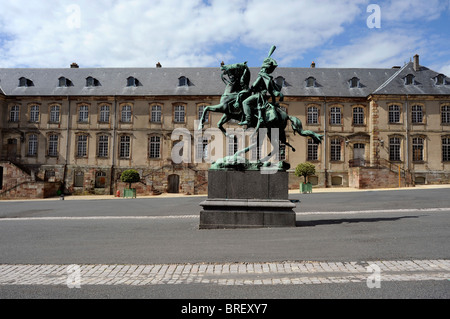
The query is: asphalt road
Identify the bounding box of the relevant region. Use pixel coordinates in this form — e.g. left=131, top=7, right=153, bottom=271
left=0, top=188, right=449, bottom=300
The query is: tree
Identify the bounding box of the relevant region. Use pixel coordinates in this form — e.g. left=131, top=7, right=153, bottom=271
left=120, top=169, right=140, bottom=189
left=294, top=162, right=316, bottom=183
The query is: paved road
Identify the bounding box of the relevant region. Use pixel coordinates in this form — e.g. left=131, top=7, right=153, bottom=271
left=0, top=187, right=449, bottom=300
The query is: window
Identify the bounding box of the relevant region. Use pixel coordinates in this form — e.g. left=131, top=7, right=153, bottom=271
left=228, top=136, right=239, bottom=156
left=151, top=105, right=162, bottom=123
left=434, top=74, right=446, bottom=85
left=19, top=77, right=33, bottom=87
left=149, top=136, right=161, bottom=159
left=389, top=137, right=401, bottom=162
left=95, top=171, right=106, bottom=188
left=49, top=105, right=60, bottom=123
left=10, top=105, right=19, bottom=122
left=441, top=105, right=450, bottom=124
left=78, top=105, right=89, bottom=123
left=197, top=137, right=209, bottom=161
left=353, top=107, right=364, bottom=125
left=279, top=144, right=286, bottom=161
left=412, top=137, right=424, bottom=162
left=121, top=104, right=132, bottom=123
left=119, top=135, right=131, bottom=158
left=307, top=106, right=319, bottom=124
left=330, top=107, right=342, bottom=125
left=74, top=171, right=84, bottom=187
left=411, top=105, right=423, bottom=124
left=306, top=77, right=316, bottom=87
left=404, top=74, right=415, bottom=85
left=29, top=105, right=40, bottom=123
left=443, top=137, right=450, bottom=162
left=58, top=77, right=72, bottom=87
left=76, top=135, right=88, bottom=157
left=307, top=138, right=318, bottom=161
left=86, top=76, right=100, bottom=87
left=28, top=134, right=38, bottom=156
left=389, top=105, right=401, bottom=123
left=349, top=77, right=360, bottom=88
left=174, top=105, right=185, bottom=123
left=99, top=105, right=110, bottom=123
left=330, top=138, right=341, bottom=161
left=98, top=135, right=109, bottom=158
left=178, top=76, right=189, bottom=86
left=127, top=77, right=140, bottom=87
left=48, top=135, right=58, bottom=157
left=198, top=105, right=209, bottom=123
left=275, top=76, right=285, bottom=88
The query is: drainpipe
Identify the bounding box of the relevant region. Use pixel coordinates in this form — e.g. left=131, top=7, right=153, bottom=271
left=110, top=96, right=117, bottom=195
left=63, top=95, right=71, bottom=192
left=405, top=94, right=410, bottom=184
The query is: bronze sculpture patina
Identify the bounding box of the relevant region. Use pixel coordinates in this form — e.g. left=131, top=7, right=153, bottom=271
left=198, top=46, right=323, bottom=170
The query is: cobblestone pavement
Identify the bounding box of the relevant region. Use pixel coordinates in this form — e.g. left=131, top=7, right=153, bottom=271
left=0, top=260, right=448, bottom=287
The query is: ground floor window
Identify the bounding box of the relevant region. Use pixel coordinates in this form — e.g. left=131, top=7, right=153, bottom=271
left=74, top=171, right=84, bottom=187
left=95, top=171, right=106, bottom=188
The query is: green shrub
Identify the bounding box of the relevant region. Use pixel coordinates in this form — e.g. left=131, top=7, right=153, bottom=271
left=294, top=162, right=316, bottom=183
left=120, top=169, right=140, bottom=189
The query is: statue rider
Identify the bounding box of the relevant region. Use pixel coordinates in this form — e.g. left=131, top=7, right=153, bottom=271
left=238, top=46, right=284, bottom=127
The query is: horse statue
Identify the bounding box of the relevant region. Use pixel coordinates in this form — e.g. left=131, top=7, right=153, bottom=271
left=198, top=48, right=323, bottom=165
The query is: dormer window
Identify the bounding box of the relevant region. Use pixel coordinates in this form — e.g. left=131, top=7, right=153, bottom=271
left=19, top=77, right=34, bottom=87
left=349, top=77, right=360, bottom=88
left=275, top=76, right=285, bottom=88
left=404, top=74, right=415, bottom=85
left=178, top=76, right=189, bottom=87
left=127, top=76, right=140, bottom=87
left=86, top=76, right=100, bottom=87
left=58, top=77, right=73, bottom=87
left=306, top=76, right=316, bottom=88
left=434, top=74, right=447, bottom=85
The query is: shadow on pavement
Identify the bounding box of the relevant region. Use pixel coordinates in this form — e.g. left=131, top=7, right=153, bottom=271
left=296, top=215, right=420, bottom=227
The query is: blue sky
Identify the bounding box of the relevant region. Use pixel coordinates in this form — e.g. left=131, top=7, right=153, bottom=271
left=0, top=0, right=449, bottom=75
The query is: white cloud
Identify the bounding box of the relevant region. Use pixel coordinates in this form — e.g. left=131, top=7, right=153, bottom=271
left=317, top=31, right=425, bottom=68
left=0, top=0, right=368, bottom=68
left=381, top=0, right=448, bottom=22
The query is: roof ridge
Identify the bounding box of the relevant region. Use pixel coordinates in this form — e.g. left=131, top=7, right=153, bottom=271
left=372, top=62, right=410, bottom=94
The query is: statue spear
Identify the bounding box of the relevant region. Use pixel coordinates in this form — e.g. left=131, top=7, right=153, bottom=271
left=268, top=45, right=276, bottom=58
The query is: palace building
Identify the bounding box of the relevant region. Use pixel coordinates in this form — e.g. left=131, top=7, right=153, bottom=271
left=1, top=55, right=449, bottom=199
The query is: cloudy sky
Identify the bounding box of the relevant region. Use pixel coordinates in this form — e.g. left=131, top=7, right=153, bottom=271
left=0, top=0, right=449, bottom=74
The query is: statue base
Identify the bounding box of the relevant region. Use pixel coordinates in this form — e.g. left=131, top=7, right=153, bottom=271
left=199, top=170, right=296, bottom=229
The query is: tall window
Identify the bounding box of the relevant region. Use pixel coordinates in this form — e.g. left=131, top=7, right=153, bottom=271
left=119, top=135, right=131, bottom=158
left=30, top=105, right=40, bottom=123
left=443, top=137, right=450, bottom=162
left=99, top=105, right=110, bottom=123
left=98, top=135, right=109, bottom=158
left=330, top=138, right=341, bottom=161
left=389, top=105, right=401, bottom=123
left=151, top=105, right=162, bottom=123
left=121, top=104, right=132, bottom=123
left=389, top=137, right=401, bottom=162
left=95, top=171, right=107, bottom=188
left=174, top=105, right=185, bottom=123
left=411, top=105, right=423, bottom=124
left=10, top=105, right=20, bottom=122
left=48, top=135, right=58, bottom=157
left=28, top=134, right=38, bottom=156
left=307, top=106, right=319, bottom=124
left=198, top=105, right=209, bottom=123
left=74, top=171, right=84, bottom=187
left=412, top=137, right=424, bottom=162
left=279, top=144, right=286, bottom=161
left=441, top=105, right=450, bottom=124
left=330, top=107, right=342, bottom=125
left=77, top=135, right=88, bottom=157
left=228, top=136, right=239, bottom=156
left=149, top=136, right=161, bottom=159
left=78, top=105, right=89, bottom=123
left=197, top=137, right=209, bottom=161
left=353, top=107, right=364, bottom=125
left=307, top=138, right=318, bottom=161
left=50, top=105, right=60, bottom=123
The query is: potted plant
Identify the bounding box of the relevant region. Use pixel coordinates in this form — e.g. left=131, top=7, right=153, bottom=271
left=120, top=169, right=140, bottom=198
left=294, top=162, right=315, bottom=193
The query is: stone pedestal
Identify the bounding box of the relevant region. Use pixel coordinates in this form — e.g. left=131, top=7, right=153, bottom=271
left=199, top=170, right=296, bottom=229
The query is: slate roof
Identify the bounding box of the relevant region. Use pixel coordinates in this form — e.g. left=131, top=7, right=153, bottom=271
left=0, top=64, right=448, bottom=98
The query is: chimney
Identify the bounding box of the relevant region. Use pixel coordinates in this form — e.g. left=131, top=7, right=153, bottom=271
left=70, top=62, right=79, bottom=68
left=156, top=62, right=162, bottom=68
left=311, top=61, right=316, bottom=68
left=413, top=54, right=419, bottom=71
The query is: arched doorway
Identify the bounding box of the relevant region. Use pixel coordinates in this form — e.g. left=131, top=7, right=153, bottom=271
left=168, top=174, right=180, bottom=193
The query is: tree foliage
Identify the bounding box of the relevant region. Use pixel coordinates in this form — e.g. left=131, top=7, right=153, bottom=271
left=294, top=162, right=316, bottom=183
left=120, top=169, right=140, bottom=189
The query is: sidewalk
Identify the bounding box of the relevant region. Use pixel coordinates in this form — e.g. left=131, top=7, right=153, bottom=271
left=23, top=184, right=450, bottom=201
